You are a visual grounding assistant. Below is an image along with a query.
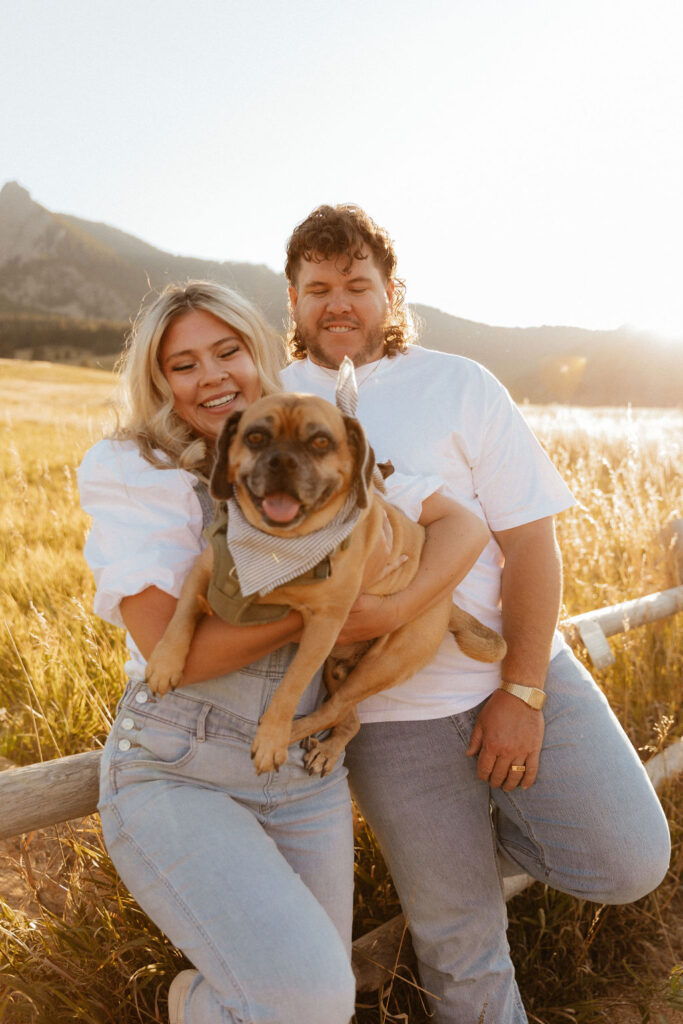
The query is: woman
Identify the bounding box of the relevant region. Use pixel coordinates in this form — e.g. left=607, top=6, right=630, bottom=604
left=78, top=280, right=489, bottom=1024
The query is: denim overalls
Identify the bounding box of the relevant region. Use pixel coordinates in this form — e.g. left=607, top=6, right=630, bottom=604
left=97, top=483, right=356, bottom=1024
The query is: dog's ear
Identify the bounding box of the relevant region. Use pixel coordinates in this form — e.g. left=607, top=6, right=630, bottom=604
left=209, top=411, right=243, bottom=500
left=343, top=415, right=376, bottom=509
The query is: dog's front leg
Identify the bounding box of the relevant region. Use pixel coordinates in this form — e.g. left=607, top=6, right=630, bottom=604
left=145, top=548, right=213, bottom=696
left=251, top=617, right=342, bottom=775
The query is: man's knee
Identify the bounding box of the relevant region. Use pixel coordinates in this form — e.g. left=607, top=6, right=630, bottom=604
left=601, top=816, right=671, bottom=904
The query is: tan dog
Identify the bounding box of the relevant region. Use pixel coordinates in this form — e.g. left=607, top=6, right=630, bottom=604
left=145, top=393, right=506, bottom=775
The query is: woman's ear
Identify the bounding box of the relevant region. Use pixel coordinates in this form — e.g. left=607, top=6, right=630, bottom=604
left=209, top=411, right=243, bottom=500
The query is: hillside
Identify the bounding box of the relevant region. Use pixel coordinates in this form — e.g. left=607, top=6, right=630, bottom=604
left=1, top=181, right=681, bottom=406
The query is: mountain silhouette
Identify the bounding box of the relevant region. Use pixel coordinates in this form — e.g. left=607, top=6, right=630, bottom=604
left=1, top=182, right=680, bottom=405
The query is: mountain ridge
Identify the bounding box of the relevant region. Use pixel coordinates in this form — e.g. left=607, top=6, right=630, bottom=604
left=1, top=182, right=680, bottom=405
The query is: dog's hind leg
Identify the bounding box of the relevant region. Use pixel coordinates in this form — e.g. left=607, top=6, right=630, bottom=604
left=301, top=708, right=360, bottom=777
left=299, top=650, right=368, bottom=776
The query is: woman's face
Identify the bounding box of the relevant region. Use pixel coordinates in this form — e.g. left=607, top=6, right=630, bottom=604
left=159, top=308, right=262, bottom=441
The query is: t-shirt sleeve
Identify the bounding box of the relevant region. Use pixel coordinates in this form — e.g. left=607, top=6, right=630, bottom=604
left=383, top=471, right=444, bottom=522
left=77, top=441, right=205, bottom=628
left=470, top=372, right=576, bottom=532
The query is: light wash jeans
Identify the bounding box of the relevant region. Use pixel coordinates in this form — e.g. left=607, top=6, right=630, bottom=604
left=98, top=645, right=356, bottom=1024
left=345, top=648, right=671, bottom=1024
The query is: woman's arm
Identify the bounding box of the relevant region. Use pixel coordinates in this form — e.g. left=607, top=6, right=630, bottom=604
left=121, top=587, right=303, bottom=686
left=335, top=493, right=490, bottom=644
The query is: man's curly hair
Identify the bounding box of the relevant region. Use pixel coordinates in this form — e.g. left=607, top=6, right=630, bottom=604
left=285, top=204, right=416, bottom=360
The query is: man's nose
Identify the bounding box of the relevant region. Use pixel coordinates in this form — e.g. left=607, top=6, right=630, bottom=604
left=325, top=289, right=352, bottom=314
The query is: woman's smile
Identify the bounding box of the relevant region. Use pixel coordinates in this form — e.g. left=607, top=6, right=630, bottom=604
left=160, top=308, right=262, bottom=440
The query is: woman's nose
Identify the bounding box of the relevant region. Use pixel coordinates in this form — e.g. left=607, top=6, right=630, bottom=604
left=200, top=359, right=229, bottom=384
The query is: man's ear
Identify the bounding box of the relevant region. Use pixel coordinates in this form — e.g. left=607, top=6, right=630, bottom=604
left=288, top=284, right=298, bottom=314
left=344, top=415, right=375, bottom=510
left=209, top=411, right=243, bottom=500
left=385, top=277, right=395, bottom=306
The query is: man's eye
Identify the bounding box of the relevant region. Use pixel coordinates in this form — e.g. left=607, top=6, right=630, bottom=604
left=309, top=435, right=332, bottom=452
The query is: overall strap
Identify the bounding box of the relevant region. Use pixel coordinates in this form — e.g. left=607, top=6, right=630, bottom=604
left=192, top=478, right=216, bottom=531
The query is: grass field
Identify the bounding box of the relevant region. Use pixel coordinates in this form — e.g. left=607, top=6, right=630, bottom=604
left=0, top=359, right=681, bottom=1023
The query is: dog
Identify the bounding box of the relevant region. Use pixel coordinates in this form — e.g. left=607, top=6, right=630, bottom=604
left=145, top=392, right=506, bottom=776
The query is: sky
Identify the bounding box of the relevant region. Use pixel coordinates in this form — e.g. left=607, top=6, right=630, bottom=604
left=2, top=0, right=683, bottom=338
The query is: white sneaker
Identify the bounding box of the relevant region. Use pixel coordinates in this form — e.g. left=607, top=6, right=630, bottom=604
left=168, top=969, right=199, bottom=1024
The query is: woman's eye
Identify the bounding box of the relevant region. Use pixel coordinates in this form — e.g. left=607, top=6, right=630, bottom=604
left=171, top=362, right=195, bottom=372
left=219, top=347, right=239, bottom=359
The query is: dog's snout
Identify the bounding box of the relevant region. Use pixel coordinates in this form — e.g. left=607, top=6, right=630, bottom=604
left=267, top=450, right=298, bottom=473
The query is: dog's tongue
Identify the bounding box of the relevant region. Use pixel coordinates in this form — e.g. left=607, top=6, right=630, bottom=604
left=262, top=492, right=301, bottom=523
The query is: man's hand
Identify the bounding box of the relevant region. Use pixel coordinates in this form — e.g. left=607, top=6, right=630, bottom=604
left=360, top=512, right=395, bottom=590
left=466, top=690, right=545, bottom=791
left=335, top=593, right=400, bottom=645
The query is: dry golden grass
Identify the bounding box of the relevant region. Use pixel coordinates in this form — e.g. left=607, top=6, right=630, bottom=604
left=0, top=360, right=681, bottom=1022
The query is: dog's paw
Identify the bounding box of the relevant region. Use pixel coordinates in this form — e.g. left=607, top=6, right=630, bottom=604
left=250, top=729, right=289, bottom=775
left=301, top=737, right=339, bottom=778
left=144, top=648, right=184, bottom=696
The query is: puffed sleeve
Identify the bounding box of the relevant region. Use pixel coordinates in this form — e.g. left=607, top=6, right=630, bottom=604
left=384, top=471, right=444, bottom=522
left=78, top=440, right=206, bottom=628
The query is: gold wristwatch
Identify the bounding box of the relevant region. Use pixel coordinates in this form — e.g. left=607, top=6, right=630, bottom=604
left=499, top=680, right=547, bottom=710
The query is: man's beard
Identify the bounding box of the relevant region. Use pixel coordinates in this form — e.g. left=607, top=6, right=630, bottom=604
left=294, top=322, right=388, bottom=369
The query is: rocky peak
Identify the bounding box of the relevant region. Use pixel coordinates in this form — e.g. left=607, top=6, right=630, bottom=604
left=0, top=180, right=58, bottom=267
left=0, top=180, right=34, bottom=209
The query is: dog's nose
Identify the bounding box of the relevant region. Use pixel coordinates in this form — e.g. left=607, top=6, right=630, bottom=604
left=268, top=451, right=298, bottom=472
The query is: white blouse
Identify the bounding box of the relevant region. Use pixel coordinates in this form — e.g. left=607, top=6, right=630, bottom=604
left=78, top=438, right=442, bottom=681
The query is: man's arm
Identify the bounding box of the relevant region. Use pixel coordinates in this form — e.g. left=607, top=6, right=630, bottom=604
left=466, top=515, right=561, bottom=790
left=335, top=493, right=490, bottom=644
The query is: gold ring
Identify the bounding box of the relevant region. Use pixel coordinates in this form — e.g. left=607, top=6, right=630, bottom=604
left=510, top=764, right=526, bottom=773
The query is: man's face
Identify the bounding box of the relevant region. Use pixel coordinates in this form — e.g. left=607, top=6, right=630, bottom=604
left=288, top=248, right=395, bottom=369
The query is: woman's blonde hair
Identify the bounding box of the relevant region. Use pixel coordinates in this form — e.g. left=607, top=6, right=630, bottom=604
left=114, top=280, right=285, bottom=477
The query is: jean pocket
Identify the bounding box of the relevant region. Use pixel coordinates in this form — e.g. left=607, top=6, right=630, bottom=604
left=115, top=717, right=197, bottom=773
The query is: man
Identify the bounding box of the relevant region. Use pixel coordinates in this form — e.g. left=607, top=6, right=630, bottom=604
left=281, top=204, right=669, bottom=1024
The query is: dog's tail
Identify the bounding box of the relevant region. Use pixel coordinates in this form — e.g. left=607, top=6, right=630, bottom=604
left=448, top=604, right=507, bottom=663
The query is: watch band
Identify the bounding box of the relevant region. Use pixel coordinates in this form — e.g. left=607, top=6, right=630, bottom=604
left=499, top=680, right=547, bottom=710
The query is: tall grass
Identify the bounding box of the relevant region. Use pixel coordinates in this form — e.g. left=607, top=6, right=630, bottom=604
left=0, top=360, right=681, bottom=1022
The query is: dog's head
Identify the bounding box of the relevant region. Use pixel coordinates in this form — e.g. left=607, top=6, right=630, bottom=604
left=209, top=393, right=376, bottom=536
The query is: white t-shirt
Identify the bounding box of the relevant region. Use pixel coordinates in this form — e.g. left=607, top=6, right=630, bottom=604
left=282, top=346, right=576, bottom=722
left=78, top=438, right=440, bottom=682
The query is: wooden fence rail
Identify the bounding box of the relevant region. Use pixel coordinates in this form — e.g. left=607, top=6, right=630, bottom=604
left=0, top=584, right=681, bottom=843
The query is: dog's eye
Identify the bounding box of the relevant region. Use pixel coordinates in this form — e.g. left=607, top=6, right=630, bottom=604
left=245, top=430, right=268, bottom=447
left=309, top=434, right=332, bottom=452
